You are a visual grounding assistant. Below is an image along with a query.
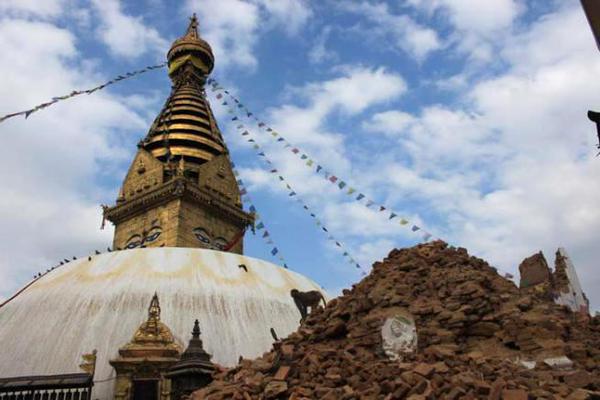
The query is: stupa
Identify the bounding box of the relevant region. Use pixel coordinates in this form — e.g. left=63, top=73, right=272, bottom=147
left=0, top=15, right=324, bottom=399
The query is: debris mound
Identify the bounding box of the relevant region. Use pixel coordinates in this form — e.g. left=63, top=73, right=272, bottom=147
left=192, top=241, right=600, bottom=399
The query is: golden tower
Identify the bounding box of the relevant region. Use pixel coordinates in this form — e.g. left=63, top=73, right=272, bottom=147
left=104, top=15, right=253, bottom=253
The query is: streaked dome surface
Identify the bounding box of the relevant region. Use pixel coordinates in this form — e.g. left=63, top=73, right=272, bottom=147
left=0, top=248, right=323, bottom=399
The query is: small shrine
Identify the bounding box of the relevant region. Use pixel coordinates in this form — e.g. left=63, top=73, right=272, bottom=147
left=110, top=293, right=182, bottom=400
left=166, top=319, right=216, bottom=399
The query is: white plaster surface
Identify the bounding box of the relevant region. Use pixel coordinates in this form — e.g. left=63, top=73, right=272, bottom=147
left=554, top=248, right=589, bottom=313
left=0, top=248, right=323, bottom=398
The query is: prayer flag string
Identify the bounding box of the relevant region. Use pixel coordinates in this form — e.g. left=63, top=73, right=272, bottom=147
left=208, top=78, right=436, bottom=243
left=222, top=107, right=368, bottom=276
left=0, top=62, right=167, bottom=125
left=231, top=165, right=290, bottom=269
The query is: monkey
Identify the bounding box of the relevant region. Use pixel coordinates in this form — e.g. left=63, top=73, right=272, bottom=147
left=290, top=289, right=326, bottom=321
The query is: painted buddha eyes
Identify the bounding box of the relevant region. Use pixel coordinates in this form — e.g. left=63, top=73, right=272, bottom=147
left=145, top=227, right=162, bottom=243
left=193, top=228, right=227, bottom=250
left=213, top=237, right=227, bottom=250
left=193, top=228, right=211, bottom=244
left=126, top=235, right=142, bottom=249
left=125, top=227, right=162, bottom=248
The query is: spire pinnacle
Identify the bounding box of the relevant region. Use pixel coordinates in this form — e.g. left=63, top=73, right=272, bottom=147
left=192, top=319, right=201, bottom=338
left=186, top=13, right=200, bottom=39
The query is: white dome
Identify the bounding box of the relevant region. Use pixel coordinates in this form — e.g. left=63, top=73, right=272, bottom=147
left=0, top=248, right=323, bottom=398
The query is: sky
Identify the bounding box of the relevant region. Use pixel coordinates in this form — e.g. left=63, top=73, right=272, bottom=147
left=0, top=0, right=599, bottom=311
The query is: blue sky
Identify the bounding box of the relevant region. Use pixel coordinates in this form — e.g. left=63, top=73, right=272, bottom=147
left=0, top=0, right=599, bottom=311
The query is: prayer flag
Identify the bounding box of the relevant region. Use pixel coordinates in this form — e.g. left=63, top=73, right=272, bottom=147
left=240, top=188, right=247, bottom=195
left=253, top=144, right=259, bottom=149
left=389, top=213, right=397, bottom=220
left=329, top=176, right=338, bottom=183
left=247, top=112, right=253, bottom=117
left=411, top=225, right=420, bottom=232
left=347, top=188, right=356, bottom=195
left=258, top=122, right=266, bottom=127
left=262, top=231, right=269, bottom=238
left=300, top=154, right=308, bottom=159
left=277, top=137, right=285, bottom=142
left=306, top=160, right=314, bottom=166
left=216, top=94, right=223, bottom=99
left=336, top=242, right=341, bottom=247
left=399, top=219, right=408, bottom=225
left=316, top=165, right=322, bottom=173
left=258, top=152, right=265, bottom=156
left=237, top=124, right=244, bottom=129
left=289, top=191, right=296, bottom=197
left=292, top=148, right=300, bottom=154
left=366, top=200, right=374, bottom=207
left=270, top=169, right=278, bottom=173
left=423, top=233, right=432, bottom=241
left=256, top=222, right=265, bottom=230
left=267, top=128, right=272, bottom=132
left=242, top=131, right=249, bottom=136
left=271, top=248, right=278, bottom=255
left=356, top=193, right=365, bottom=201
left=231, top=116, right=238, bottom=121
left=249, top=205, right=256, bottom=212
left=322, top=227, right=329, bottom=232
left=338, top=181, right=346, bottom=189
left=379, top=206, right=386, bottom=212
left=271, top=131, right=278, bottom=136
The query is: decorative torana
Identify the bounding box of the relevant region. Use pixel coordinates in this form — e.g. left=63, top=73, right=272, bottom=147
left=110, top=293, right=182, bottom=400
left=104, top=14, right=253, bottom=254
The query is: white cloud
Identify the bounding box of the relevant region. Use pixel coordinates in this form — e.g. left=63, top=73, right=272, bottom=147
left=0, top=17, right=148, bottom=299
left=259, top=0, right=312, bottom=35
left=406, top=0, right=523, bottom=64
left=0, top=0, right=66, bottom=18
left=341, top=2, right=442, bottom=61
left=309, top=26, right=337, bottom=65
left=416, top=0, right=522, bottom=35
left=364, top=4, right=600, bottom=310
left=91, top=0, right=168, bottom=59
left=229, top=66, right=411, bottom=266
left=186, top=0, right=311, bottom=70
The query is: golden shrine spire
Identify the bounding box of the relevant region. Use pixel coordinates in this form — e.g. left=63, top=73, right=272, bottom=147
left=104, top=16, right=253, bottom=253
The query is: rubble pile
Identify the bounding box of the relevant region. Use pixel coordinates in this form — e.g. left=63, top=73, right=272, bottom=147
left=192, top=241, right=600, bottom=399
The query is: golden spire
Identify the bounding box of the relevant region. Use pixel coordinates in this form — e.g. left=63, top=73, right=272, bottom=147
left=142, top=15, right=223, bottom=165
left=167, top=13, right=214, bottom=78
left=104, top=16, right=254, bottom=254
left=127, top=293, right=179, bottom=348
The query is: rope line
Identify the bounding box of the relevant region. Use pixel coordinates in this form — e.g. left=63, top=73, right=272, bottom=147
left=222, top=114, right=368, bottom=276
left=231, top=164, right=290, bottom=268
left=0, top=62, right=167, bottom=124
left=207, top=78, right=437, bottom=243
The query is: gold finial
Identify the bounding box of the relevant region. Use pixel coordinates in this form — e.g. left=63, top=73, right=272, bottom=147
left=148, top=292, right=161, bottom=322
left=186, top=13, right=199, bottom=38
